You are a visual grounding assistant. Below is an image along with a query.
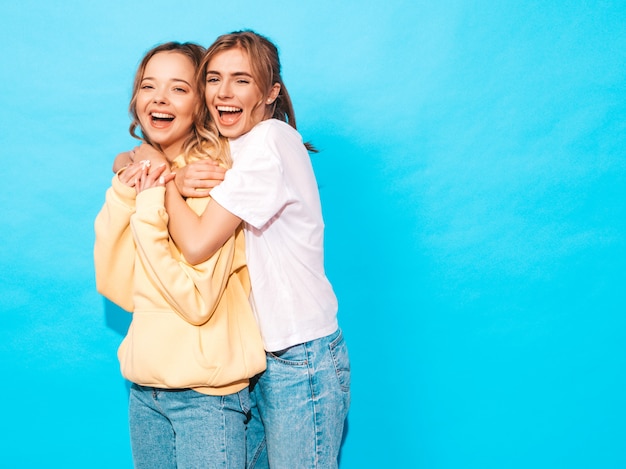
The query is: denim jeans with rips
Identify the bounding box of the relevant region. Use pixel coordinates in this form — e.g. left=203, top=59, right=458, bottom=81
left=247, top=328, right=351, bottom=469
left=129, top=384, right=250, bottom=469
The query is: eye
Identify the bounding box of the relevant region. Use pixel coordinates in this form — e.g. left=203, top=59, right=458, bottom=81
left=141, top=84, right=154, bottom=90
left=206, top=76, right=219, bottom=84
left=236, top=78, right=250, bottom=84
left=173, top=87, right=187, bottom=93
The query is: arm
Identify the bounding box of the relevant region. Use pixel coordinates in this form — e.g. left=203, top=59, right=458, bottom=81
left=130, top=165, right=242, bottom=325
left=165, top=180, right=242, bottom=265
left=127, top=143, right=240, bottom=265
left=94, top=158, right=162, bottom=310
left=167, top=128, right=292, bottom=264
left=93, top=174, right=139, bottom=312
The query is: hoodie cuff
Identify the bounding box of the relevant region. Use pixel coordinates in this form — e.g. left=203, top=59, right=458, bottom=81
left=111, top=171, right=138, bottom=205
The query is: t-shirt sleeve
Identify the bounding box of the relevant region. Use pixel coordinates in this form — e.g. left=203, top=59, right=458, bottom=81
left=211, top=140, right=290, bottom=230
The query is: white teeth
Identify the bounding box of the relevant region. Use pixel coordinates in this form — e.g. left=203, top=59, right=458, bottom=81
left=152, top=112, right=174, bottom=118
left=217, top=106, right=241, bottom=112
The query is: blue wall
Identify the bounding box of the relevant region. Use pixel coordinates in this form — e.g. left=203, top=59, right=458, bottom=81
left=1, top=1, right=624, bottom=467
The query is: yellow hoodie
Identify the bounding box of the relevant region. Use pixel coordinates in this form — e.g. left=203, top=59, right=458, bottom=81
left=94, top=174, right=266, bottom=395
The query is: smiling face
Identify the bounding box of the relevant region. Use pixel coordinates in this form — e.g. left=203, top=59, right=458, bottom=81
left=136, top=51, right=197, bottom=159
left=204, top=47, right=280, bottom=139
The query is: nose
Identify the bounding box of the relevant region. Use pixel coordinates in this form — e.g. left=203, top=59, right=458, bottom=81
left=217, top=80, right=232, bottom=98
left=153, top=87, right=168, bottom=104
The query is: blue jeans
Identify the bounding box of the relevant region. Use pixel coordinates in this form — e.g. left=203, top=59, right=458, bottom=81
left=129, top=384, right=250, bottom=468
left=247, top=328, right=351, bottom=469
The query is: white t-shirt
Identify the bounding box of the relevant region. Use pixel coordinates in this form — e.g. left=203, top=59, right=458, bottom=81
left=210, top=119, right=338, bottom=352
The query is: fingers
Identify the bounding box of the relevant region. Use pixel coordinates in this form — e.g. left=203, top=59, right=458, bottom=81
left=190, top=179, right=220, bottom=192
left=118, top=163, right=142, bottom=187
left=178, top=160, right=226, bottom=197
left=135, top=163, right=171, bottom=193
left=190, top=159, right=220, bottom=168
left=188, top=160, right=226, bottom=178
left=118, top=157, right=224, bottom=195
left=160, top=173, right=177, bottom=185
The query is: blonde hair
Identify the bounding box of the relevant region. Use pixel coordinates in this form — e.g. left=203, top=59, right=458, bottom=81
left=129, top=42, right=231, bottom=169
left=200, top=30, right=316, bottom=152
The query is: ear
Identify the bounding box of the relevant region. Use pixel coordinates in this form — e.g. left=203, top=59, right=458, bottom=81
left=266, top=83, right=281, bottom=105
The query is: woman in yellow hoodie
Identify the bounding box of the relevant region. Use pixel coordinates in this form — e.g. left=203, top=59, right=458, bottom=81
left=94, top=42, right=265, bottom=468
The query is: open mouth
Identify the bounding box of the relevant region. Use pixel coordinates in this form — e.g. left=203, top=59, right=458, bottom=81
left=151, top=112, right=175, bottom=123
left=217, top=106, right=242, bottom=124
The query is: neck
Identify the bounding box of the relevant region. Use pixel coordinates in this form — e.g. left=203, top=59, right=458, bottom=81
left=161, top=143, right=183, bottom=162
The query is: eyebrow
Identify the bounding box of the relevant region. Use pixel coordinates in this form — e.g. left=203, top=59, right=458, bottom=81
left=206, top=70, right=253, bottom=78
left=141, top=77, right=193, bottom=86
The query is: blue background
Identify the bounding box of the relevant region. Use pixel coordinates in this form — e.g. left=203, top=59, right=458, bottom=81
left=1, top=1, right=625, bottom=467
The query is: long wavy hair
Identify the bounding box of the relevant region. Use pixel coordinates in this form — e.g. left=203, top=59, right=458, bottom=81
left=199, top=30, right=316, bottom=152
left=128, top=42, right=231, bottom=169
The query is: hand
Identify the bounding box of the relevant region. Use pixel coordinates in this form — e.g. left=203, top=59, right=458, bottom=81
left=118, top=159, right=152, bottom=188
left=112, top=151, right=134, bottom=173
left=174, top=160, right=226, bottom=198
left=132, top=143, right=169, bottom=168
left=135, top=160, right=176, bottom=194
left=113, top=142, right=169, bottom=174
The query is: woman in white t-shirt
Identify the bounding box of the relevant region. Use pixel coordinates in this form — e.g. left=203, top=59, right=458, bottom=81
left=166, top=30, right=351, bottom=468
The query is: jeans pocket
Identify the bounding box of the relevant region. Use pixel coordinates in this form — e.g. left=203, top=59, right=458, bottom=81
left=329, top=331, right=351, bottom=393
left=267, top=344, right=308, bottom=366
